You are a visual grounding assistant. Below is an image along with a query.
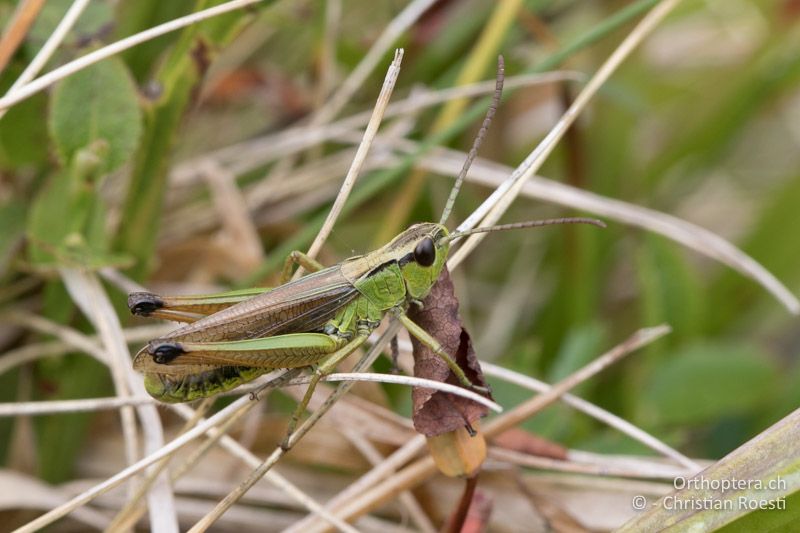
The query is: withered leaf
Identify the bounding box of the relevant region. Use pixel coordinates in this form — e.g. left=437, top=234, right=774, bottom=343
left=409, top=267, right=492, bottom=436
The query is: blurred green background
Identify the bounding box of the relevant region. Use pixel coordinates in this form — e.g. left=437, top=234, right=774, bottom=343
left=0, top=0, right=798, bottom=488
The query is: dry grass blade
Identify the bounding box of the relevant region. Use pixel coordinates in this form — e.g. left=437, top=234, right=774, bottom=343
left=176, top=71, right=581, bottom=183
left=0, top=396, right=158, bottom=416
left=283, top=438, right=426, bottom=529
left=100, top=267, right=148, bottom=294
left=566, top=450, right=705, bottom=479
left=106, top=399, right=215, bottom=531
left=388, top=332, right=696, bottom=470
left=482, top=362, right=700, bottom=471
left=316, top=0, right=341, bottom=110
left=0, top=0, right=266, bottom=112
left=0, top=324, right=170, bottom=377
left=296, top=49, right=403, bottom=278
left=509, top=173, right=799, bottom=314
left=1, top=310, right=108, bottom=364
left=202, top=159, right=264, bottom=273
left=484, top=325, right=670, bottom=436
left=59, top=271, right=138, bottom=472
left=167, top=401, right=358, bottom=533
left=295, top=325, right=670, bottom=531
left=187, top=323, right=403, bottom=533
left=312, top=0, right=436, bottom=123
left=488, top=447, right=690, bottom=480
left=408, top=146, right=800, bottom=314
left=59, top=269, right=179, bottom=533
left=187, top=443, right=348, bottom=532
left=12, top=393, right=255, bottom=533
left=298, top=372, right=502, bottom=412
left=342, top=428, right=437, bottom=533
left=0, top=0, right=90, bottom=121
left=449, top=0, right=684, bottom=264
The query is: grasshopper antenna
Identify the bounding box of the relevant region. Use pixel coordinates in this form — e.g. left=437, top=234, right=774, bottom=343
left=443, top=217, right=606, bottom=243
left=439, top=55, right=505, bottom=226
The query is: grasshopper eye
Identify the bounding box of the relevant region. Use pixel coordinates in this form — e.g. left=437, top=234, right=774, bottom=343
left=413, top=237, right=436, bottom=267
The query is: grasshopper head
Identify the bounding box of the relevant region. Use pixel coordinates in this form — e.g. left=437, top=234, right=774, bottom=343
left=387, top=222, right=451, bottom=300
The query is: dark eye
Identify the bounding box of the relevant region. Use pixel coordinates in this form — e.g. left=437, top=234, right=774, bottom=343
left=413, top=237, right=436, bottom=267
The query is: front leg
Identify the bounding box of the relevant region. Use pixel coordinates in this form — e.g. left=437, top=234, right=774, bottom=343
left=396, top=312, right=490, bottom=395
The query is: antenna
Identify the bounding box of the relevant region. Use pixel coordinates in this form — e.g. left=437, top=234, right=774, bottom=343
left=439, top=55, right=505, bottom=226
left=442, top=218, right=606, bottom=243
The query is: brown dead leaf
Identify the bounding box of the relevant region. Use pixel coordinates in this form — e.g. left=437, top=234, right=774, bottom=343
left=408, top=267, right=491, bottom=437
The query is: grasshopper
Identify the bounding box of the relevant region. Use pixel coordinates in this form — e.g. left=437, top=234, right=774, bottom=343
left=129, top=57, right=604, bottom=440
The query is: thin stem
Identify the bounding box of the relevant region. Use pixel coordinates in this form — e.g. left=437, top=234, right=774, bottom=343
left=296, top=49, right=403, bottom=278
left=0, top=0, right=90, bottom=120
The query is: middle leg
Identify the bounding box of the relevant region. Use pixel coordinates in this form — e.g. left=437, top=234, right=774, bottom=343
left=281, top=332, right=369, bottom=449
left=397, top=312, right=490, bottom=394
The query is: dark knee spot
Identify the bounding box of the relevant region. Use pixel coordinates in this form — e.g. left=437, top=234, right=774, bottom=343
left=128, top=292, right=163, bottom=316
left=150, top=343, right=184, bottom=364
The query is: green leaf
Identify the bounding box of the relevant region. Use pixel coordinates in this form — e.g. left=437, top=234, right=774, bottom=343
left=49, top=58, right=142, bottom=175
left=0, top=89, right=49, bottom=168
left=27, top=152, right=132, bottom=271
left=640, top=342, right=777, bottom=426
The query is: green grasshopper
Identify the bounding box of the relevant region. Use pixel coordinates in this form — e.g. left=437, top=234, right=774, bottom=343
left=129, top=57, right=604, bottom=440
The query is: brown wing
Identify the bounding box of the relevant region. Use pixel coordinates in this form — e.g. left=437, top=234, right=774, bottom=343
left=153, top=266, right=359, bottom=344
